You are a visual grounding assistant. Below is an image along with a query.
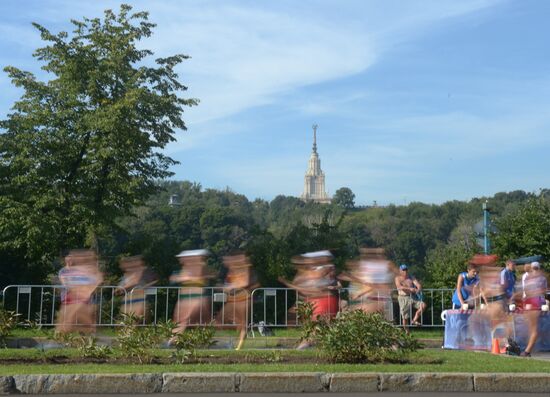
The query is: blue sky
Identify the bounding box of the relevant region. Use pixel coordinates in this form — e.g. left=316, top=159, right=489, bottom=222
left=1, top=0, right=549, bottom=205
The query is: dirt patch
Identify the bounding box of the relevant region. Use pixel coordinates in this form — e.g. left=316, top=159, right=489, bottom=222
left=0, top=355, right=320, bottom=365
left=0, top=354, right=443, bottom=366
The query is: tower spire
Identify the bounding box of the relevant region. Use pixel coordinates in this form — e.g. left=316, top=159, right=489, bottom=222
left=301, top=124, right=331, bottom=204
left=312, top=124, right=318, bottom=153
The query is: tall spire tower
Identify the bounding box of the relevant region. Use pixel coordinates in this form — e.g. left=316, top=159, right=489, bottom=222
left=301, top=124, right=331, bottom=204
left=312, top=123, right=318, bottom=153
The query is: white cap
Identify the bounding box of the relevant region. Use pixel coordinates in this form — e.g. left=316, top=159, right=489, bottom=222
left=302, top=250, right=333, bottom=258
left=531, top=261, right=541, bottom=269
left=176, top=249, right=210, bottom=258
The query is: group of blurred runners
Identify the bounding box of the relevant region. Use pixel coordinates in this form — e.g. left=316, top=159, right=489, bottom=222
left=54, top=247, right=546, bottom=353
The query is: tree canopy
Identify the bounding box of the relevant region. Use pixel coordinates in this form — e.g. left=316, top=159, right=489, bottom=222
left=0, top=5, right=197, bottom=269
left=333, top=187, right=355, bottom=209
left=493, top=194, right=550, bottom=261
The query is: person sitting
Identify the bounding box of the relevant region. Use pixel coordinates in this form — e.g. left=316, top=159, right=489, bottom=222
left=395, top=264, right=426, bottom=333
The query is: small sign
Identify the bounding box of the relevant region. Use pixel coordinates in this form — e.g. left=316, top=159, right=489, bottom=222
left=265, top=289, right=277, bottom=297
left=144, top=288, right=157, bottom=296
left=18, top=286, right=31, bottom=294
left=213, top=293, right=227, bottom=303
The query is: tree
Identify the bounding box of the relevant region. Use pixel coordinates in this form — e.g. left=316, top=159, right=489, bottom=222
left=0, top=5, right=197, bottom=265
left=333, top=187, right=355, bottom=209
left=493, top=195, right=550, bottom=261
left=423, top=238, right=477, bottom=289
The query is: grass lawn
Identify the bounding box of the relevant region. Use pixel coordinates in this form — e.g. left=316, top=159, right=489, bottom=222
left=0, top=348, right=546, bottom=375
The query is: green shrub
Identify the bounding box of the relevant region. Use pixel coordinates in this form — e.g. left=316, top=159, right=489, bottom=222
left=116, top=314, right=163, bottom=363
left=296, top=301, right=316, bottom=343
left=171, top=326, right=215, bottom=363
left=75, top=336, right=112, bottom=359
left=54, top=332, right=112, bottom=359
left=0, top=308, right=20, bottom=347
left=315, top=310, right=419, bottom=363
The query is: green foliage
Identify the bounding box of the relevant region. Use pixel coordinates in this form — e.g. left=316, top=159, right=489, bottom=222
left=115, top=313, right=164, bottom=363
left=424, top=241, right=477, bottom=288
left=170, top=326, right=215, bottom=363
left=296, top=301, right=317, bottom=343
left=314, top=310, right=419, bottom=363
left=53, top=332, right=112, bottom=359
left=493, top=195, right=550, bottom=261
left=0, top=4, right=196, bottom=264
left=0, top=309, right=20, bottom=347
left=76, top=337, right=112, bottom=359
left=1, top=171, right=547, bottom=290
left=333, top=187, right=355, bottom=209
left=78, top=338, right=112, bottom=360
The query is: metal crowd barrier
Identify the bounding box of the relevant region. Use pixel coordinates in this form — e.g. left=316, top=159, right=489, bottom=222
left=250, top=287, right=300, bottom=330
left=127, top=286, right=249, bottom=328
left=6, top=285, right=534, bottom=331
left=249, top=287, right=456, bottom=332
left=1, top=285, right=126, bottom=326
left=396, top=288, right=455, bottom=328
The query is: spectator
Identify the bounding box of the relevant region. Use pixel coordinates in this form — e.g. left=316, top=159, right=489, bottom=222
left=452, top=263, right=480, bottom=309
left=395, top=264, right=426, bottom=333
left=500, top=260, right=516, bottom=303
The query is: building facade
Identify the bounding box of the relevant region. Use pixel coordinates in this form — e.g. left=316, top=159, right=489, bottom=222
left=301, top=124, right=331, bottom=204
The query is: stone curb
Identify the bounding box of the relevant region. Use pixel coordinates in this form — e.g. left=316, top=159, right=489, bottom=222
left=1, top=373, right=549, bottom=394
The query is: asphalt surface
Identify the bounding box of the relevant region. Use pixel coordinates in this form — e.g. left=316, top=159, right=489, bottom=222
left=33, top=392, right=548, bottom=397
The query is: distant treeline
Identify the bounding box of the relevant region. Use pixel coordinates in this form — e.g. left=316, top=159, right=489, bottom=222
left=2, top=182, right=549, bottom=289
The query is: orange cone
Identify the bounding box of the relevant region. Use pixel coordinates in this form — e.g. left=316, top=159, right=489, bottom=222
left=491, top=338, right=500, bottom=355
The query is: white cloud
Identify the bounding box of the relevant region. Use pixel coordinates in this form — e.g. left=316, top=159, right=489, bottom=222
left=1, top=0, right=503, bottom=128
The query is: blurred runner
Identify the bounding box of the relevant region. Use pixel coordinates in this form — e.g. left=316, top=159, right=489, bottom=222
left=56, top=249, right=103, bottom=334
left=118, top=255, right=158, bottom=319
left=279, top=250, right=340, bottom=321
left=478, top=262, right=512, bottom=351
left=520, top=261, right=547, bottom=356
left=169, top=249, right=213, bottom=343
left=339, top=248, right=395, bottom=319
left=279, top=250, right=340, bottom=349
left=220, top=252, right=260, bottom=350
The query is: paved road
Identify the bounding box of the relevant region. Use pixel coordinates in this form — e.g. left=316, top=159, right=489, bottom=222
left=532, top=351, right=550, bottom=360
left=36, top=392, right=548, bottom=397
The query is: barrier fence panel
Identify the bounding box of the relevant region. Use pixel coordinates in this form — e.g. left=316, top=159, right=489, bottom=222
left=250, top=288, right=300, bottom=330
left=2, top=285, right=513, bottom=330
left=93, top=286, right=127, bottom=326
left=128, top=286, right=249, bottom=328
left=1, top=285, right=126, bottom=326
left=249, top=287, right=456, bottom=333
left=395, top=288, right=454, bottom=328
left=338, top=288, right=394, bottom=322
left=2, top=285, right=62, bottom=325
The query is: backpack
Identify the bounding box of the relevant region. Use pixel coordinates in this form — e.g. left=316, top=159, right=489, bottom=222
left=505, top=338, right=521, bottom=356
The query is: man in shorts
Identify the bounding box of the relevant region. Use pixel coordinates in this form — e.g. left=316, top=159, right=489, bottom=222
left=395, top=264, right=426, bottom=333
